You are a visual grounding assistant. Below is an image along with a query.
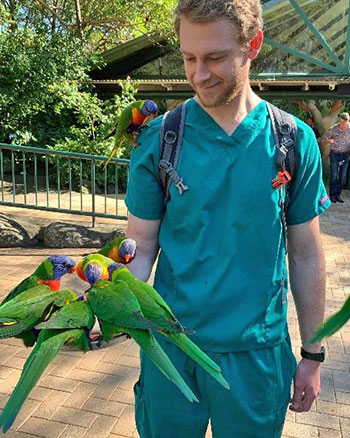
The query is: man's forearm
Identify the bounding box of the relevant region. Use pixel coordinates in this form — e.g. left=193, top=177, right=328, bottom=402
left=288, top=251, right=326, bottom=352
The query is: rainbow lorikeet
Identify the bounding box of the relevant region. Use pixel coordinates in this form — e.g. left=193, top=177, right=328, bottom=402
left=104, top=99, right=158, bottom=168
left=87, top=278, right=198, bottom=403
left=0, top=300, right=94, bottom=433
left=310, top=295, right=350, bottom=343
left=0, top=285, right=79, bottom=341
left=1, top=255, right=76, bottom=306
left=97, top=236, right=136, bottom=264
left=108, top=263, right=230, bottom=391
left=76, top=254, right=115, bottom=285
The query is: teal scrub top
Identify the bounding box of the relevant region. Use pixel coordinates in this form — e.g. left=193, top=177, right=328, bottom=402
left=126, top=99, right=330, bottom=352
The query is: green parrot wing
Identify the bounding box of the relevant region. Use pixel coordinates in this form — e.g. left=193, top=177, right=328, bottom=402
left=36, top=301, right=94, bottom=330
left=114, top=104, right=134, bottom=140
left=115, top=270, right=186, bottom=333
left=97, top=236, right=124, bottom=257
left=0, top=328, right=89, bottom=433
left=88, top=280, right=158, bottom=330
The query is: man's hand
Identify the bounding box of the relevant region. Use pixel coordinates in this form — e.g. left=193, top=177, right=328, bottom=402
left=289, top=359, right=321, bottom=412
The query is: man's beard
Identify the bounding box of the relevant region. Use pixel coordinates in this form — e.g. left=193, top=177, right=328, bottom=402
left=191, top=71, right=246, bottom=109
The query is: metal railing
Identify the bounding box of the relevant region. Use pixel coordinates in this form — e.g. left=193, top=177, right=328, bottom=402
left=0, top=143, right=130, bottom=227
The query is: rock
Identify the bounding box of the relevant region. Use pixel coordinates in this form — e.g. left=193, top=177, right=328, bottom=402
left=43, top=222, right=124, bottom=248
left=0, top=214, right=42, bottom=247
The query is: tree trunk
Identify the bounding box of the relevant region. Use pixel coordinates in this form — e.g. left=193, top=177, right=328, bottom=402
left=74, top=0, right=84, bottom=39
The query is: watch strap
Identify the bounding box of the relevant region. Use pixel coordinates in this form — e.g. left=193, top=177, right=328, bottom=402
left=300, top=346, right=325, bottom=362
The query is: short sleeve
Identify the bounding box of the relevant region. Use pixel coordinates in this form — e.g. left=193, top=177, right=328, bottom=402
left=287, top=121, right=331, bottom=225
left=125, top=117, right=165, bottom=220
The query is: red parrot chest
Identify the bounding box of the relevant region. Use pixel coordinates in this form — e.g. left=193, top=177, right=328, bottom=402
left=131, top=108, right=147, bottom=126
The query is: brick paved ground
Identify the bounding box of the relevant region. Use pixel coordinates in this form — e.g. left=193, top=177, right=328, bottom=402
left=0, top=194, right=350, bottom=438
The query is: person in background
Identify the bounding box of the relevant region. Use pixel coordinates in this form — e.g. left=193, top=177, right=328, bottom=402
left=324, top=112, right=350, bottom=203
left=306, top=117, right=321, bottom=145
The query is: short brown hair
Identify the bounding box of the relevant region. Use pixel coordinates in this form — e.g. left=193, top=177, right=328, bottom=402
left=174, top=0, right=263, bottom=48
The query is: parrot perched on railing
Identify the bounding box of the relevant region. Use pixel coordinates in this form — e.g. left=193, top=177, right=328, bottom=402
left=108, top=263, right=230, bottom=390
left=310, top=295, right=350, bottom=343
left=0, top=300, right=95, bottom=433
left=104, top=99, right=158, bottom=168
left=0, top=285, right=80, bottom=345
left=1, top=255, right=76, bottom=306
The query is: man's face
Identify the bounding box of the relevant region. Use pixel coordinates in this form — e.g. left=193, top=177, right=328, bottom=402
left=179, top=16, right=251, bottom=108
left=339, top=118, right=348, bottom=130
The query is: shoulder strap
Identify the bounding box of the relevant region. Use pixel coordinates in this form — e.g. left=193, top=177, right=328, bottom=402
left=266, top=101, right=298, bottom=191
left=159, top=101, right=189, bottom=204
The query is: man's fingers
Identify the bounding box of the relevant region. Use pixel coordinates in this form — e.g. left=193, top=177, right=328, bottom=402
left=289, top=382, right=304, bottom=412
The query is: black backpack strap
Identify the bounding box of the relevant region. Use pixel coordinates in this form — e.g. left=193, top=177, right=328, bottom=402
left=266, top=102, right=297, bottom=193
left=159, top=101, right=189, bottom=204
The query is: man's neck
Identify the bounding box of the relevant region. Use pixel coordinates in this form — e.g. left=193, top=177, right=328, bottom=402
left=194, top=86, right=262, bottom=136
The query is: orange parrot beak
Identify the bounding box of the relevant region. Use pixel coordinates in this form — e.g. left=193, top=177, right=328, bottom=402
left=124, top=254, right=131, bottom=263
left=69, top=266, right=76, bottom=273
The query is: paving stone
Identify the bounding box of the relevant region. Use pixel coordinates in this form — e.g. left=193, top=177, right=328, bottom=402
left=340, top=418, right=350, bottom=438
left=51, top=406, right=98, bottom=428
left=33, top=390, right=70, bottom=420
left=296, top=411, right=340, bottom=430
left=101, top=345, right=129, bottom=365
left=27, top=386, right=53, bottom=402
left=111, top=405, right=136, bottom=437
left=336, top=391, right=350, bottom=405
left=0, top=369, right=21, bottom=395
left=18, top=417, right=67, bottom=438
left=317, top=400, right=350, bottom=418
left=64, top=382, right=98, bottom=409
left=49, top=355, right=83, bottom=378
left=59, top=424, right=88, bottom=438
left=333, top=370, right=350, bottom=393
left=82, top=414, right=118, bottom=438
left=9, top=399, right=41, bottom=432
left=93, top=375, right=123, bottom=400
left=81, top=397, right=125, bottom=417
left=110, top=388, right=134, bottom=405
left=282, top=420, right=319, bottom=437
left=67, top=368, right=108, bottom=385
left=118, top=367, right=139, bottom=391
left=318, top=427, right=342, bottom=437
left=39, top=375, right=80, bottom=393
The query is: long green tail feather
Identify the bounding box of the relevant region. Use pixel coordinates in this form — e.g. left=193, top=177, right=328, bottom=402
left=310, top=308, right=350, bottom=343
left=166, top=333, right=230, bottom=390
left=127, top=328, right=199, bottom=403
left=0, top=319, right=26, bottom=339
left=0, top=329, right=82, bottom=433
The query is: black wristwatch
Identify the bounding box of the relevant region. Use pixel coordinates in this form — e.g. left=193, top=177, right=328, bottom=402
left=300, top=346, right=325, bottom=362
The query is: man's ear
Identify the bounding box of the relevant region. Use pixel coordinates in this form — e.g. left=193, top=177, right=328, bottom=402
left=248, top=30, right=263, bottom=60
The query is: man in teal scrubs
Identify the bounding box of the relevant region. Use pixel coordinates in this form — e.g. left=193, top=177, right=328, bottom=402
left=125, top=1, right=330, bottom=437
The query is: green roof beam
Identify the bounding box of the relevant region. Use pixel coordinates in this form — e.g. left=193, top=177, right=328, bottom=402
left=345, top=0, right=350, bottom=73
left=263, top=37, right=341, bottom=74
left=289, top=0, right=344, bottom=69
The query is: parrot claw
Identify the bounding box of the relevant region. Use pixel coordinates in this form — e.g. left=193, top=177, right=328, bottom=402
left=88, top=332, right=103, bottom=349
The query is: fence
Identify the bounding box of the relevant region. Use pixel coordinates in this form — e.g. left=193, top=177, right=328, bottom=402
left=0, top=143, right=130, bottom=227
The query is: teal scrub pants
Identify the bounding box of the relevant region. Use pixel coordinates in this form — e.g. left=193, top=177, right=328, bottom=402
left=134, top=336, right=296, bottom=438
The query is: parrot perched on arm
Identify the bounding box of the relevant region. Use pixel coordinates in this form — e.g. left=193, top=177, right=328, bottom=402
left=0, top=285, right=79, bottom=341
left=104, top=99, right=158, bottom=169
left=0, top=301, right=94, bottom=433
left=87, top=278, right=198, bottom=403
left=76, top=253, right=115, bottom=285
left=108, top=263, right=230, bottom=391
left=0, top=255, right=76, bottom=306
left=97, top=237, right=137, bottom=264
left=309, top=295, right=350, bottom=343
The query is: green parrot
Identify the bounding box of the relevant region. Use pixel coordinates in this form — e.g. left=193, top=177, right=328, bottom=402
left=76, top=253, right=115, bottom=285
left=104, top=99, right=158, bottom=169
left=108, top=263, right=230, bottom=391
left=0, top=300, right=95, bottom=433
left=310, top=295, right=350, bottom=343
left=1, top=255, right=76, bottom=306
left=0, top=285, right=79, bottom=341
left=87, top=279, right=199, bottom=403
left=97, top=236, right=137, bottom=265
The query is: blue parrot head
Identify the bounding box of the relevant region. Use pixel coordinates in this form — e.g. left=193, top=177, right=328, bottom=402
left=108, top=262, right=126, bottom=281
left=84, top=262, right=104, bottom=285
left=118, top=239, right=137, bottom=264
left=141, top=100, right=158, bottom=117
left=47, top=255, right=76, bottom=280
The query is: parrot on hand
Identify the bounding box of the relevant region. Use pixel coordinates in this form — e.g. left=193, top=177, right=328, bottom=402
left=0, top=285, right=79, bottom=342
left=108, top=263, right=230, bottom=391
left=76, top=253, right=115, bottom=285
left=87, top=278, right=198, bottom=403
left=0, top=325, right=92, bottom=433
left=97, top=236, right=137, bottom=264
left=1, top=255, right=76, bottom=306
left=104, top=99, right=158, bottom=169
left=309, top=295, right=350, bottom=343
